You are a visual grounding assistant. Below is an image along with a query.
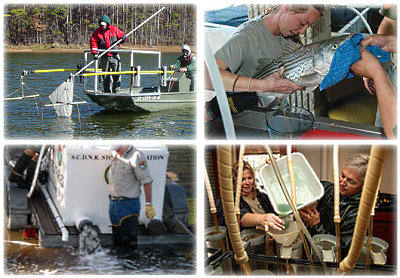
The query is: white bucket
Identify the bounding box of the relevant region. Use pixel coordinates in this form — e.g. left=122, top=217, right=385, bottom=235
left=259, top=153, right=324, bottom=216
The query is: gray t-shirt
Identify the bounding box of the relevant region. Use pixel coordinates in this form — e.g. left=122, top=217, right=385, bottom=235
left=215, top=15, right=286, bottom=77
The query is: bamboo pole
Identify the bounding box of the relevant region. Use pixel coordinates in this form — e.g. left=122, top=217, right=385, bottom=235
left=205, top=167, right=227, bottom=253
left=217, top=145, right=252, bottom=275
left=366, top=176, right=381, bottom=273
left=286, top=145, right=315, bottom=273
left=339, top=145, right=388, bottom=273
left=265, top=145, right=328, bottom=274
left=287, top=145, right=296, bottom=206
left=235, top=145, right=246, bottom=225
left=333, top=145, right=341, bottom=265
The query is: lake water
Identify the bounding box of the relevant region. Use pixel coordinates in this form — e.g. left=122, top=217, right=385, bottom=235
left=4, top=231, right=195, bottom=275
left=4, top=51, right=196, bottom=139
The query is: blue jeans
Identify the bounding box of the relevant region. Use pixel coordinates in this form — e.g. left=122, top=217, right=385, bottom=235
left=109, top=197, right=140, bottom=226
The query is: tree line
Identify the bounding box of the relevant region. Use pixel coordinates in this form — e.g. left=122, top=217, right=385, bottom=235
left=4, top=4, right=196, bottom=48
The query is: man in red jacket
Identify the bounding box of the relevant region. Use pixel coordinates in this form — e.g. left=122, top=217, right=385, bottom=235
left=90, top=15, right=126, bottom=93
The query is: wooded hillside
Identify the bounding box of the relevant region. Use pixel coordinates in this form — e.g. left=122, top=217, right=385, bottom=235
left=4, top=4, right=196, bottom=48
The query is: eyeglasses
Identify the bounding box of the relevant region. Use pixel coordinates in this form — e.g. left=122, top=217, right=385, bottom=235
left=100, top=22, right=107, bottom=27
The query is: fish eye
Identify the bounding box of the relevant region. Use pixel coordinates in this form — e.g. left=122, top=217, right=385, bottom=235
left=332, top=43, right=339, bottom=50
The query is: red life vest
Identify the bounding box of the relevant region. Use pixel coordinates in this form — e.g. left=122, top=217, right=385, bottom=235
left=179, top=53, right=195, bottom=67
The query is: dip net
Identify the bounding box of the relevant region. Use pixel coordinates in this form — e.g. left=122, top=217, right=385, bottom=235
left=49, top=80, right=74, bottom=117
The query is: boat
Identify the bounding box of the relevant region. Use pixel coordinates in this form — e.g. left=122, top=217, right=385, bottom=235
left=5, top=145, right=195, bottom=248
left=81, top=49, right=196, bottom=113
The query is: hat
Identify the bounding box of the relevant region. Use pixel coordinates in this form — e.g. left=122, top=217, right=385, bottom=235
left=182, top=44, right=191, bottom=56
left=99, top=15, right=111, bottom=26
left=109, top=145, right=122, bottom=151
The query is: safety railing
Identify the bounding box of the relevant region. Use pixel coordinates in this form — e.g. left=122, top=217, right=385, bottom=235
left=82, top=49, right=172, bottom=94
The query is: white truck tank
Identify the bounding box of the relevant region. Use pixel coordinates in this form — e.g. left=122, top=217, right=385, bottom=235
left=46, top=145, right=169, bottom=234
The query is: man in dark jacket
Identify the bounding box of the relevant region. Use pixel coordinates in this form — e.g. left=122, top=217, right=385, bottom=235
left=170, top=44, right=196, bottom=91
left=299, top=154, right=370, bottom=257
left=90, top=15, right=126, bottom=93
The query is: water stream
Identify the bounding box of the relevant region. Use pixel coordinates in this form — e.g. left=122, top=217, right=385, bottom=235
left=78, top=224, right=101, bottom=254
left=4, top=230, right=195, bottom=274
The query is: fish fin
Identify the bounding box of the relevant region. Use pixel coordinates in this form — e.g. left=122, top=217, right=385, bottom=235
left=303, top=85, right=319, bottom=95
left=281, top=39, right=303, bottom=56
left=295, top=73, right=323, bottom=87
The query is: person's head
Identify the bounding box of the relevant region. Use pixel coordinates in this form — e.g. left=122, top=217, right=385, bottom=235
left=182, top=44, right=191, bottom=58
left=339, top=154, right=370, bottom=199
left=99, top=15, right=111, bottom=31
left=268, top=4, right=322, bottom=38
left=110, top=145, right=129, bottom=155
left=232, top=161, right=256, bottom=198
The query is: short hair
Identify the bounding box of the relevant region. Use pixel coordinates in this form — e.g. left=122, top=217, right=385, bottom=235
left=343, top=154, right=370, bottom=182
left=232, top=160, right=257, bottom=198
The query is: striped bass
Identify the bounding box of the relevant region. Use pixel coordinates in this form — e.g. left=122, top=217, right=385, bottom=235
left=253, top=34, right=351, bottom=98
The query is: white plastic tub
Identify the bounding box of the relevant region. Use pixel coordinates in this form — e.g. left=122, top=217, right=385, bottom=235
left=259, top=153, right=324, bottom=216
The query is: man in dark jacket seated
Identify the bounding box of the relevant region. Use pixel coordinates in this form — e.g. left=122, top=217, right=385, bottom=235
left=299, top=154, right=370, bottom=257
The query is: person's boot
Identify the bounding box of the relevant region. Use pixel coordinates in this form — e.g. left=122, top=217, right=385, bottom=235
left=112, top=225, right=123, bottom=247
left=8, top=152, right=33, bottom=189
left=120, top=214, right=139, bottom=249
left=25, top=158, right=38, bottom=185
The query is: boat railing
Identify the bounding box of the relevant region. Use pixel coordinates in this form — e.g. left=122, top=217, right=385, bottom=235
left=83, top=49, right=171, bottom=94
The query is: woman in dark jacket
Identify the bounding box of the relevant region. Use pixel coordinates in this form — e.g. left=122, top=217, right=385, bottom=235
left=216, top=161, right=285, bottom=232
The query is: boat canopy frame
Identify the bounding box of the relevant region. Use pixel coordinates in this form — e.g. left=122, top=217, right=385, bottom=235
left=82, top=49, right=171, bottom=95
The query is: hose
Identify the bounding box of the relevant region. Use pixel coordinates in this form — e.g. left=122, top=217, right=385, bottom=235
left=204, top=40, right=236, bottom=139
left=347, top=6, right=373, bottom=35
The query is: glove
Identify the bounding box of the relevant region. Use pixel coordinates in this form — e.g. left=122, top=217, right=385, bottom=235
left=145, top=204, right=155, bottom=220
left=120, top=35, right=127, bottom=43
left=93, top=53, right=99, bottom=60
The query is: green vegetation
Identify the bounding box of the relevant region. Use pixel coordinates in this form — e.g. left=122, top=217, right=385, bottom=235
left=4, top=4, right=196, bottom=48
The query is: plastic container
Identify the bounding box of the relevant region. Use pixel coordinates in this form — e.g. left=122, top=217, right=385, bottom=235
left=312, top=234, right=337, bottom=262
left=205, top=226, right=228, bottom=252
left=266, top=107, right=314, bottom=139
left=358, top=237, right=389, bottom=265
left=259, top=153, right=324, bottom=216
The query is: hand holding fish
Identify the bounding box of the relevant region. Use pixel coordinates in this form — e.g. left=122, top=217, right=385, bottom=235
left=350, top=50, right=386, bottom=82
left=253, top=67, right=303, bottom=95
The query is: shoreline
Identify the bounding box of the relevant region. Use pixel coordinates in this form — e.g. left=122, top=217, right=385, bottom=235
left=4, top=44, right=196, bottom=53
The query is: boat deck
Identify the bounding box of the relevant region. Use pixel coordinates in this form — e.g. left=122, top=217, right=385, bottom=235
left=29, top=189, right=194, bottom=248
left=30, top=191, right=110, bottom=247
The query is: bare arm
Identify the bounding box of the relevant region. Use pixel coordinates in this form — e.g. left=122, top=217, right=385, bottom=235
left=378, top=16, right=397, bottom=36
left=215, top=58, right=302, bottom=93
left=241, top=212, right=285, bottom=232
left=144, top=183, right=152, bottom=203
left=351, top=51, right=397, bottom=139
